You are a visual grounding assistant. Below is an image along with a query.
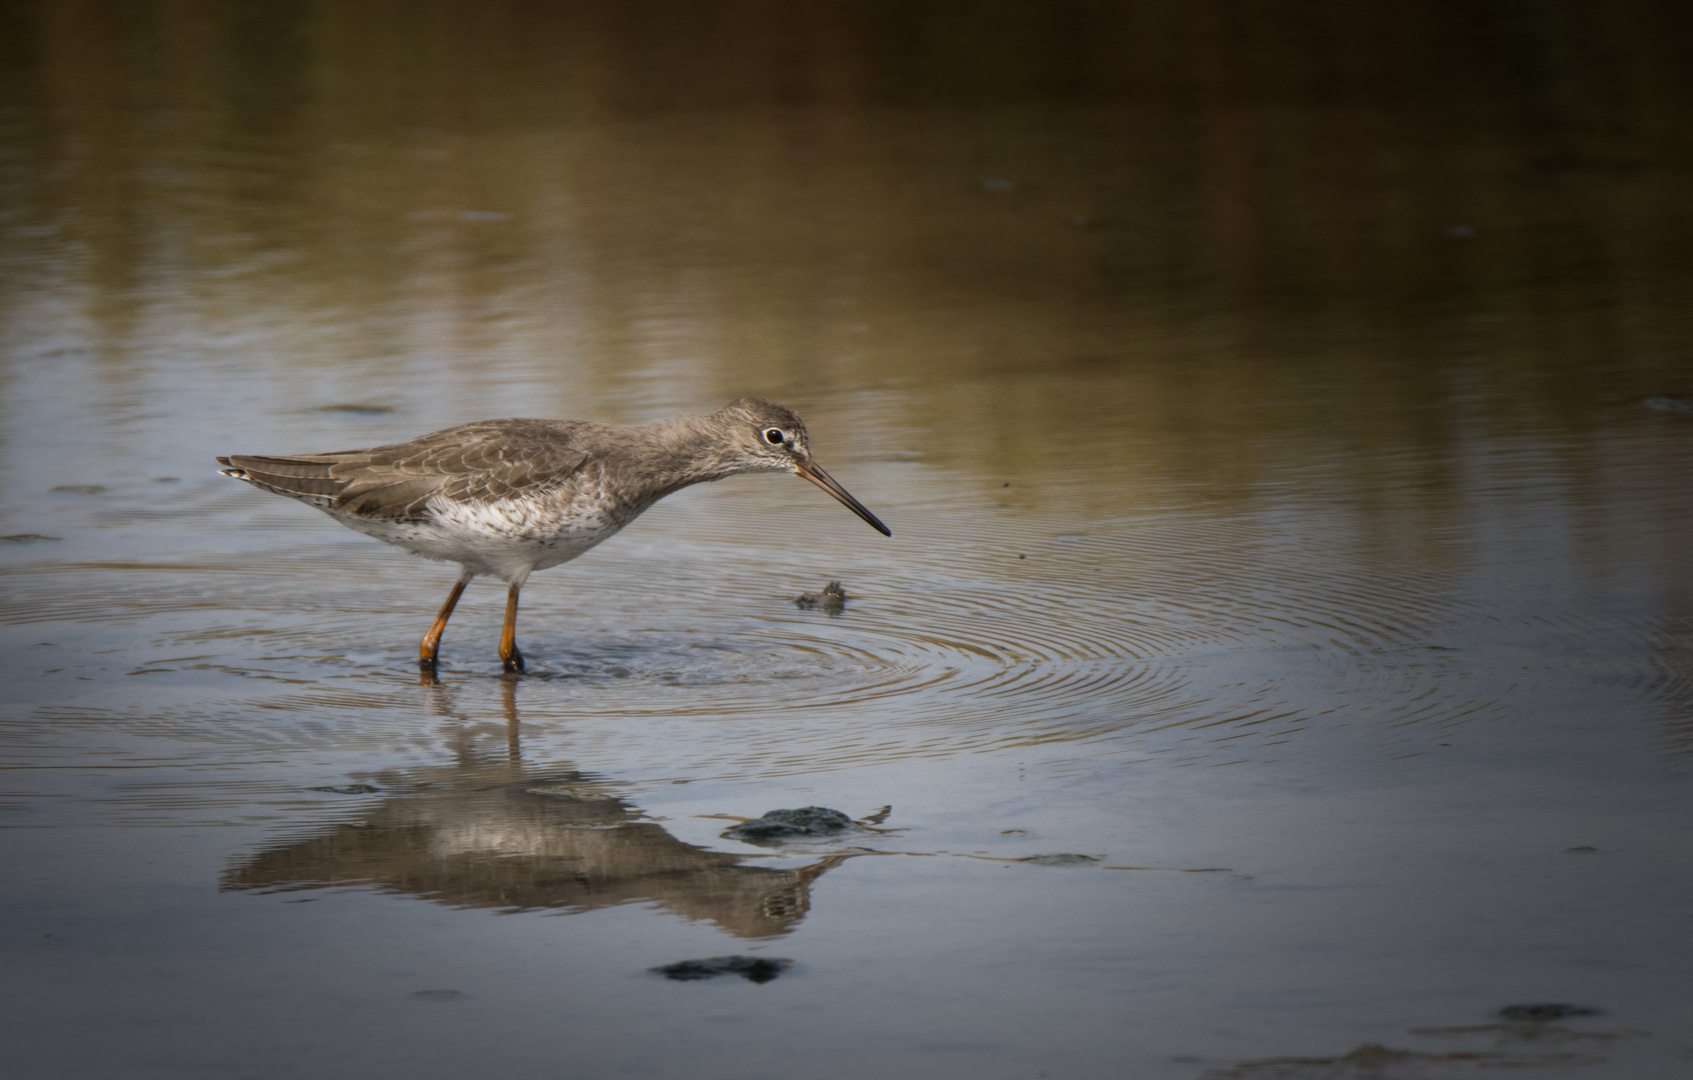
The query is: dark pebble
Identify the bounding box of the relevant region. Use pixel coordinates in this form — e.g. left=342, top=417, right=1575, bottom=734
left=317, top=403, right=395, bottom=415
left=652, top=956, right=792, bottom=984
left=1021, top=854, right=1099, bottom=867
left=1499, top=1003, right=1602, bottom=1021
left=794, top=581, right=848, bottom=611
left=723, top=806, right=853, bottom=843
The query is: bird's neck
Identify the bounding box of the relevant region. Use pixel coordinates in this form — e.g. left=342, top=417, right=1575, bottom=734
left=635, top=414, right=748, bottom=493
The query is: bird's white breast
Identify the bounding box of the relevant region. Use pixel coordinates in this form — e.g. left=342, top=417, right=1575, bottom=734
left=330, top=469, right=635, bottom=583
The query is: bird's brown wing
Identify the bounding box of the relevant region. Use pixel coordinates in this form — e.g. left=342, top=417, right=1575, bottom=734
left=218, top=418, right=592, bottom=521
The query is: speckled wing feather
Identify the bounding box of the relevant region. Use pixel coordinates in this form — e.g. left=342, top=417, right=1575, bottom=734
left=219, top=419, right=592, bottom=521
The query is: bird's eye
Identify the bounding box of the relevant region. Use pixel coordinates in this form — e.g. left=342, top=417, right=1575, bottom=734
left=763, top=428, right=786, bottom=445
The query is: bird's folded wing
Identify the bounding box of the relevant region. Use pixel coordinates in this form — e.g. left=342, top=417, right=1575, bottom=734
left=222, top=421, right=592, bottom=521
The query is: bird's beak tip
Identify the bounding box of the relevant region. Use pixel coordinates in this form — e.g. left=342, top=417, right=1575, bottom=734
left=796, top=460, right=892, bottom=537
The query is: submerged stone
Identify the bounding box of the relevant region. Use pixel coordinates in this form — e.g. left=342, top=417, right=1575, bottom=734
left=1020, top=853, right=1100, bottom=867
left=723, top=806, right=853, bottom=843
left=794, top=581, right=849, bottom=612
left=317, top=403, right=395, bottom=415
left=651, top=956, right=792, bottom=984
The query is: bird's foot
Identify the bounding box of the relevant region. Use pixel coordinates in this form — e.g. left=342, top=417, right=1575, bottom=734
left=418, top=655, right=438, bottom=673
left=501, top=647, right=525, bottom=674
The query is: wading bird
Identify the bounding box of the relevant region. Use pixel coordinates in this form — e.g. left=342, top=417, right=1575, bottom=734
left=217, top=399, right=889, bottom=673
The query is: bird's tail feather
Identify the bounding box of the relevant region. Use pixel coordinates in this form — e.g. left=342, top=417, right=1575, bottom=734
left=217, top=453, right=444, bottom=520
left=217, top=454, right=347, bottom=509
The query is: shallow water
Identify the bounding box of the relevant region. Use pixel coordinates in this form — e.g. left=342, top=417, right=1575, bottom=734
left=4, top=3, right=1693, bottom=1078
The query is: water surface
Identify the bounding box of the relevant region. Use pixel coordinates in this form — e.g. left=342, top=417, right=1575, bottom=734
left=3, top=3, right=1693, bottom=1077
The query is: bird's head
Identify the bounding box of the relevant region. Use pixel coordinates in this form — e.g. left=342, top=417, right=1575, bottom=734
left=717, top=398, right=814, bottom=471
left=715, top=398, right=891, bottom=536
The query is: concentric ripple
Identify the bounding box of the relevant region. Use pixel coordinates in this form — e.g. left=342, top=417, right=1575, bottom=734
left=3, top=490, right=1609, bottom=787
left=465, top=507, right=1528, bottom=778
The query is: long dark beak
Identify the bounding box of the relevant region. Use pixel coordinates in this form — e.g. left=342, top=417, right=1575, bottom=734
left=795, top=461, right=892, bottom=537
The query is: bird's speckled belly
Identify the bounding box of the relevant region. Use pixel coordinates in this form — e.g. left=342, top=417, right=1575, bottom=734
left=329, top=477, right=638, bottom=583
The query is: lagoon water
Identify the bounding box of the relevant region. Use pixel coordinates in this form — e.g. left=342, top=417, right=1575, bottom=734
left=3, top=3, right=1693, bottom=1077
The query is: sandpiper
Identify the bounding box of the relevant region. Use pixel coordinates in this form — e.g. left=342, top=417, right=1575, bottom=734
left=217, top=398, right=890, bottom=673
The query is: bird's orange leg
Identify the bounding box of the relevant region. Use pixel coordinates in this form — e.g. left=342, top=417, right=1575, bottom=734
left=419, top=574, right=471, bottom=673
left=498, top=583, right=525, bottom=673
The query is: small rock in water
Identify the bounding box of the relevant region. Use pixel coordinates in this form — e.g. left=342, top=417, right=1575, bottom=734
left=652, top=956, right=792, bottom=984
left=317, top=403, right=395, bottom=415
left=723, top=806, right=854, bottom=844
left=1019, top=853, right=1100, bottom=867
left=309, top=784, right=380, bottom=795
left=1499, top=1003, right=1602, bottom=1021
left=794, top=580, right=849, bottom=612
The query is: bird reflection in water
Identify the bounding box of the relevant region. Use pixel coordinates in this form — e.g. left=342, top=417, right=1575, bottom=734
left=222, top=678, right=849, bottom=938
